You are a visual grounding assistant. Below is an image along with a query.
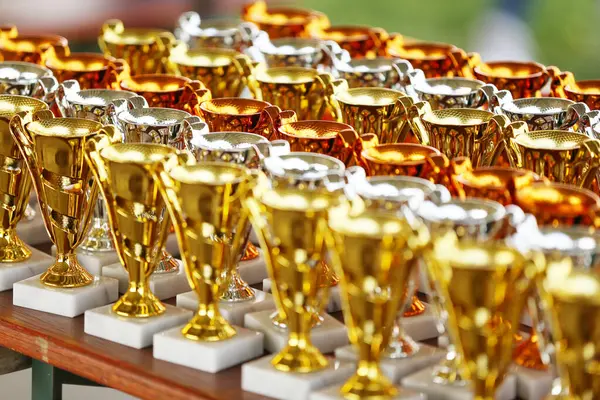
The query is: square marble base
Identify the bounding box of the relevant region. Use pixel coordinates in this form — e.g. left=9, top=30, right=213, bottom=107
left=177, top=289, right=275, bottom=326
left=334, top=343, right=444, bottom=383
left=13, top=275, right=118, bottom=318
left=249, top=228, right=259, bottom=245
left=102, top=261, right=189, bottom=300
left=262, top=279, right=343, bottom=313
left=51, top=245, right=119, bottom=277
left=154, top=324, right=264, bottom=373
left=521, top=312, right=532, bottom=327
left=239, top=250, right=268, bottom=285
left=401, top=366, right=517, bottom=400
left=84, top=304, right=192, bottom=349
left=403, top=305, right=440, bottom=341
left=0, top=247, right=53, bottom=292
left=510, top=364, right=553, bottom=400
left=16, top=212, right=49, bottom=246
left=165, top=234, right=180, bottom=258
left=244, top=310, right=348, bottom=354
left=311, top=384, right=425, bottom=400
left=242, top=355, right=355, bottom=400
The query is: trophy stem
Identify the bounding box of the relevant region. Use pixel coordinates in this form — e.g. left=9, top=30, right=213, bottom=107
left=220, top=267, right=255, bottom=302
left=317, top=260, right=339, bottom=288
left=341, top=360, right=396, bottom=399
left=386, top=319, right=420, bottom=358
left=182, top=281, right=237, bottom=341
left=79, top=196, right=115, bottom=253
left=0, top=228, right=32, bottom=263
left=270, top=310, right=324, bottom=330
left=155, top=249, right=179, bottom=274
left=112, top=280, right=166, bottom=318
left=513, top=333, right=547, bottom=370
left=40, top=252, right=94, bottom=288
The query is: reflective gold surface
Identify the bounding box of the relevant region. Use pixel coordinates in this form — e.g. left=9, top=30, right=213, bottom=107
left=0, top=25, right=69, bottom=65
left=313, top=25, right=389, bottom=59
left=156, top=161, right=255, bottom=339
left=473, top=61, right=549, bottom=99
left=85, top=142, right=175, bottom=317
left=0, top=95, right=48, bottom=262
left=327, top=204, right=429, bottom=398
left=10, top=115, right=108, bottom=287
left=549, top=66, right=600, bottom=111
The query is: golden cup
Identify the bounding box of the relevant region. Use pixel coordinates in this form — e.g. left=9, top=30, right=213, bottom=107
left=426, top=232, right=544, bottom=399
left=98, top=19, right=175, bottom=76
left=0, top=61, right=58, bottom=101
left=199, top=97, right=296, bottom=140
left=409, top=101, right=527, bottom=167
left=331, top=85, right=414, bottom=144
left=548, top=66, right=600, bottom=111
left=312, top=25, right=389, bottom=59
left=0, top=95, right=49, bottom=262
left=120, top=74, right=211, bottom=115
left=169, top=43, right=252, bottom=98
left=327, top=203, right=430, bottom=398
left=244, top=183, right=339, bottom=372
left=85, top=142, right=175, bottom=317
left=473, top=60, right=550, bottom=99
left=335, top=57, right=412, bottom=90
left=0, top=25, right=68, bottom=65
left=10, top=113, right=113, bottom=287
left=241, top=0, right=330, bottom=39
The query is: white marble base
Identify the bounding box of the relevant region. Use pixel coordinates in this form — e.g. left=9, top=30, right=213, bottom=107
left=249, top=228, right=259, bottom=245
left=16, top=211, right=49, bottom=246
left=242, top=355, right=355, bottom=400
left=165, top=234, right=180, bottom=258
left=102, top=260, right=189, bottom=300
left=510, top=364, right=553, bottom=400
left=403, top=304, right=440, bottom=341
left=239, top=250, right=268, bottom=285
left=177, top=289, right=275, bottom=326
left=521, top=312, right=532, bottom=327
left=262, top=279, right=343, bottom=313
left=311, top=384, right=425, bottom=400
left=153, top=324, right=264, bottom=373
left=84, top=303, right=192, bottom=349
left=51, top=245, right=119, bottom=277
left=0, top=247, right=53, bottom=292
left=334, top=343, right=444, bottom=383
left=244, top=310, right=348, bottom=354
left=13, top=274, right=118, bottom=318
left=401, top=366, right=518, bottom=400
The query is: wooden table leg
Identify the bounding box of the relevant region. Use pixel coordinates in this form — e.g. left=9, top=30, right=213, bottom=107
left=32, top=359, right=103, bottom=400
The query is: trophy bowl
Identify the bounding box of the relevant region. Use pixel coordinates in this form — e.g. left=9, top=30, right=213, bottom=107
left=473, top=60, right=549, bottom=98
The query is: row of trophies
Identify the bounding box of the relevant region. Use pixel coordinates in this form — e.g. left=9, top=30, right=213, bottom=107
left=1, top=1, right=600, bottom=400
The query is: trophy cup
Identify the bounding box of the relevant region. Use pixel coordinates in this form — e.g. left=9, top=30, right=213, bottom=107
left=152, top=159, right=265, bottom=372
left=98, top=19, right=176, bottom=76
left=9, top=113, right=118, bottom=317
left=0, top=95, right=55, bottom=290
left=334, top=57, right=412, bottom=90
left=175, top=11, right=260, bottom=52
left=0, top=61, right=58, bottom=101
left=199, top=97, right=296, bottom=139
left=241, top=1, right=330, bottom=39
left=119, top=74, right=211, bottom=114
left=0, top=25, right=69, bottom=65
left=177, top=129, right=290, bottom=326
left=548, top=66, right=600, bottom=110
left=330, top=84, right=415, bottom=144
left=472, top=60, right=550, bottom=98
left=83, top=142, right=191, bottom=348
left=55, top=79, right=148, bottom=275
left=169, top=43, right=252, bottom=98
left=424, top=231, right=544, bottom=400
left=312, top=25, right=389, bottom=59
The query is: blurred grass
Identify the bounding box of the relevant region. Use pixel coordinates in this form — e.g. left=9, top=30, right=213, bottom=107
left=303, top=0, right=600, bottom=79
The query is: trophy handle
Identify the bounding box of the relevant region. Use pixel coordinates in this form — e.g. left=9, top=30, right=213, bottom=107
left=239, top=22, right=260, bottom=48
left=311, top=73, right=336, bottom=120
left=55, top=80, right=80, bottom=118
left=320, top=75, right=348, bottom=123
left=448, top=48, right=477, bottom=79
left=98, top=19, right=124, bottom=55
left=389, top=59, right=413, bottom=91
left=546, top=66, right=574, bottom=99
left=407, top=101, right=432, bottom=146
left=474, top=84, right=501, bottom=110
left=482, top=116, right=527, bottom=168
left=104, top=58, right=127, bottom=89
left=254, top=105, right=296, bottom=141
left=182, top=80, right=212, bottom=116
left=563, top=103, right=599, bottom=134
left=233, top=54, right=261, bottom=99
left=581, top=139, right=600, bottom=190
left=389, top=94, right=414, bottom=143
left=32, top=76, right=59, bottom=105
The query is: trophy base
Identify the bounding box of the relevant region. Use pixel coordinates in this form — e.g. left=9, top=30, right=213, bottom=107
left=16, top=206, right=50, bottom=246
left=164, top=234, right=180, bottom=258
left=510, top=364, right=553, bottom=400
left=242, top=355, right=355, bottom=400
left=102, top=260, right=189, bottom=300
left=401, top=366, right=518, bottom=400
left=263, top=278, right=343, bottom=313
left=239, top=248, right=268, bottom=285
left=244, top=310, right=348, bottom=354
left=521, top=312, right=532, bottom=327
left=311, top=384, right=425, bottom=400
left=84, top=303, right=192, bottom=349
left=334, top=344, right=445, bottom=383
left=154, top=324, right=264, bottom=373
left=402, top=304, right=440, bottom=341
left=51, top=245, right=119, bottom=277
left=13, top=274, right=118, bottom=318
left=177, top=289, right=275, bottom=326
left=0, top=247, right=53, bottom=292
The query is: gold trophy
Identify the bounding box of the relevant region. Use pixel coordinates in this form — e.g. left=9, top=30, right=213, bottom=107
left=84, top=142, right=176, bottom=317
left=425, top=231, right=545, bottom=400
left=0, top=25, right=69, bottom=65
left=312, top=25, right=389, bottom=59
left=327, top=202, right=430, bottom=398
left=10, top=113, right=113, bottom=287
left=548, top=66, right=600, bottom=111
left=0, top=61, right=58, bottom=102
left=472, top=60, right=550, bottom=98
left=0, top=95, right=49, bottom=262
left=98, top=19, right=175, bottom=76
